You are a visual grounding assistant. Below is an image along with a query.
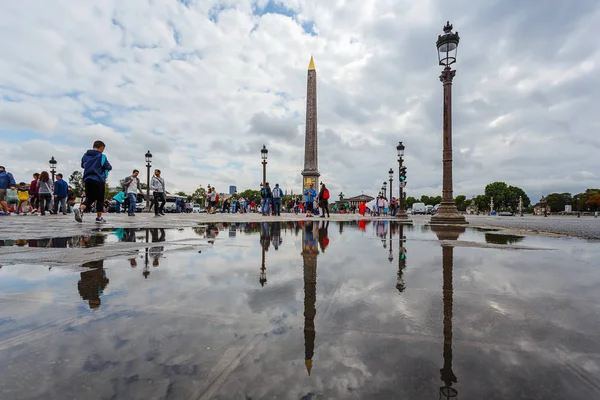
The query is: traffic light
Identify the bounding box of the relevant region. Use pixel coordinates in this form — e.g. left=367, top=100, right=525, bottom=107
left=400, top=166, right=407, bottom=182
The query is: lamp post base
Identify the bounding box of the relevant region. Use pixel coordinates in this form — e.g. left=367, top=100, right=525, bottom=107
left=396, top=209, right=411, bottom=221
left=430, top=203, right=468, bottom=225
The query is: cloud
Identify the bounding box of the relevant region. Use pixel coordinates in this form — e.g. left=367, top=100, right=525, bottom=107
left=0, top=0, right=599, bottom=201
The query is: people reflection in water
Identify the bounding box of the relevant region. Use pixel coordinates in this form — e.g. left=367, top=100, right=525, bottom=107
left=318, top=221, right=329, bottom=253
left=302, top=220, right=324, bottom=376
left=271, top=222, right=282, bottom=250
left=149, top=228, right=166, bottom=267
left=78, top=260, right=109, bottom=310
left=432, top=226, right=465, bottom=399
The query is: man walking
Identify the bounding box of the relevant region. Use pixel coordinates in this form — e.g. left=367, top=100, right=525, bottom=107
left=74, top=140, right=112, bottom=224
left=53, top=173, right=69, bottom=215
left=261, top=182, right=272, bottom=216
left=0, top=166, right=16, bottom=215
left=151, top=169, right=167, bottom=216
left=318, top=183, right=331, bottom=218
left=272, top=183, right=283, bottom=216
left=124, top=170, right=143, bottom=216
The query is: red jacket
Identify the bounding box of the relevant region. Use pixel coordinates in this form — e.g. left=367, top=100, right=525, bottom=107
left=30, top=179, right=39, bottom=196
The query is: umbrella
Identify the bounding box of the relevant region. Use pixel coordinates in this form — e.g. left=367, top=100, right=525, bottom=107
left=365, top=199, right=377, bottom=211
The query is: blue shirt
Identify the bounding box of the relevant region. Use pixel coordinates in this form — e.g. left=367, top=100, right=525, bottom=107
left=304, top=188, right=316, bottom=203
left=53, top=179, right=68, bottom=197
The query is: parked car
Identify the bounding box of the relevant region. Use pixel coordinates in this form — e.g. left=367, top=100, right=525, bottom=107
left=499, top=211, right=514, bottom=216
left=426, top=205, right=434, bottom=214
left=412, top=203, right=427, bottom=215
left=192, top=204, right=206, bottom=213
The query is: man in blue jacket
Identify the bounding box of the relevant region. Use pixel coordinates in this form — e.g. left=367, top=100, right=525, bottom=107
left=0, top=166, right=16, bottom=215
left=52, top=173, right=69, bottom=215
left=74, top=140, right=112, bottom=224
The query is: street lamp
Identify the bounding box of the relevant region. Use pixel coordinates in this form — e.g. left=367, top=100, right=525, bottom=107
left=388, top=168, right=394, bottom=213
left=261, top=145, right=268, bottom=186
left=396, top=142, right=409, bottom=220
left=383, top=181, right=387, bottom=198
left=49, top=156, right=57, bottom=181
left=431, top=22, right=467, bottom=225
left=145, top=150, right=152, bottom=211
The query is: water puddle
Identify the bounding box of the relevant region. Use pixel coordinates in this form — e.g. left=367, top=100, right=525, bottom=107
left=0, top=221, right=599, bottom=399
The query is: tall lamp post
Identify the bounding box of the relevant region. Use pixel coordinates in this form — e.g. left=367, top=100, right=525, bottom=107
left=261, top=145, right=268, bottom=186
left=383, top=181, right=388, bottom=199
left=49, top=156, right=57, bottom=182
left=430, top=22, right=467, bottom=225
left=145, top=150, right=152, bottom=211
left=396, top=142, right=409, bottom=220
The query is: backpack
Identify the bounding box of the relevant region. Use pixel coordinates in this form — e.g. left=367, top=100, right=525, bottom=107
left=273, top=188, right=281, bottom=198
left=6, top=189, right=19, bottom=204
left=261, top=187, right=269, bottom=198
left=323, top=189, right=330, bottom=200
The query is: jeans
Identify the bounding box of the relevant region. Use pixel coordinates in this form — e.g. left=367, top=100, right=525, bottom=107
left=39, top=193, right=52, bottom=215
left=53, top=196, right=67, bottom=213
left=115, top=200, right=122, bottom=213
left=261, top=198, right=271, bottom=215
left=127, top=193, right=137, bottom=214
left=272, top=198, right=282, bottom=216
left=153, top=192, right=166, bottom=214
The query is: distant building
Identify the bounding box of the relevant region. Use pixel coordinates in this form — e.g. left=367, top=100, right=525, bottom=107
left=229, top=185, right=237, bottom=195
left=344, top=194, right=375, bottom=207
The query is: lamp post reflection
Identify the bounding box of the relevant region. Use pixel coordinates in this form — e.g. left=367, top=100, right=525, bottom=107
left=432, top=225, right=465, bottom=399
left=388, top=225, right=393, bottom=263
left=260, top=222, right=270, bottom=286
left=143, top=229, right=150, bottom=279
left=396, top=224, right=407, bottom=292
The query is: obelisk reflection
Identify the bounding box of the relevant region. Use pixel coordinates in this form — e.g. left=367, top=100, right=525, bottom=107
left=77, top=260, right=109, bottom=310
left=302, top=221, right=321, bottom=376
left=432, top=226, right=465, bottom=399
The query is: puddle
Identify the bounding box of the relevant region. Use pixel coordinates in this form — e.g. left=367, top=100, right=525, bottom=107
left=0, top=221, right=599, bottom=399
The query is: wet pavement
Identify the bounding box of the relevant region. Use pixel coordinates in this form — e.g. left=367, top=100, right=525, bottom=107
left=0, top=221, right=599, bottom=399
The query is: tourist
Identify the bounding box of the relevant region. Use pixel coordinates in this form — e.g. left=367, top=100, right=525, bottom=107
left=67, top=186, right=76, bottom=213
left=74, top=140, right=113, bottom=224
left=151, top=169, right=167, bottom=216
left=112, top=190, right=126, bottom=213
left=29, top=173, right=40, bottom=214
left=318, top=183, right=331, bottom=218
left=16, top=182, right=31, bottom=214
left=37, top=171, right=53, bottom=216
left=304, top=184, right=317, bottom=217
left=359, top=201, right=367, bottom=216
left=261, top=182, right=272, bottom=216
left=124, top=169, right=143, bottom=217
left=272, top=183, right=283, bottom=216
left=53, top=173, right=69, bottom=215
left=0, top=166, right=16, bottom=215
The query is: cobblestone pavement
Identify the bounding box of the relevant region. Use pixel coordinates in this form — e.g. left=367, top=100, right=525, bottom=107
left=463, top=215, right=600, bottom=240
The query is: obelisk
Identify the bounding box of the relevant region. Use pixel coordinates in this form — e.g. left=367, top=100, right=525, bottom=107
left=302, top=56, right=320, bottom=192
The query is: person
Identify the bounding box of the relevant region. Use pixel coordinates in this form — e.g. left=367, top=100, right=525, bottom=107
left=67, top=186, right=76, bottom=213
left=16, top=182, right=31, bottom=214
left=74, top=140, right=113, bottom=224
left=112, top=190, right=126, bottom=213
left=53, top=173, right=69, bottom=215
left=318, top=183, right=330, bottom=218
left=0, top=166, right=16, bottom=215
left=231, top=197, right=237, bottom=213
left=29, top=173, right=40, bottom=214
left=151, top=169, right=167, bottom=217
left=272, top=183, right=283, bottom=216
left=304, top=183, right=317, bottom=217
left=359, top=201, right=367, bottom=216
left=123, top=169, right=143, bottom=217
left=261, top=182, right=272, bottom=216
left=37, top=171, right=54, bottom=216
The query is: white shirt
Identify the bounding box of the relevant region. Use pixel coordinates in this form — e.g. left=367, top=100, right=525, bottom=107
left=128, top=177, right=139, bottom=194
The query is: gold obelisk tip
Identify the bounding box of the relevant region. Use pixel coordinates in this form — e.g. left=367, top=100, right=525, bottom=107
left=308, top=56, right=315, bottom=70
left=305, top=359, right=313, bottom=375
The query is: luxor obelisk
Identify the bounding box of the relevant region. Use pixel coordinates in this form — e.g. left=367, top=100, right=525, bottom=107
left=302, top=56, right=320, bottom=192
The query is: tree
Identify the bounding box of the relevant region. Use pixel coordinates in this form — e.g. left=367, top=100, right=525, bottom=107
left=455, top=195, right=467, bottom=211
left=68, top=171, right=84, bottom=198
left=191, top=187, right=206, bottom=204
left=238, top=189, right=261, bottom=203
left=585, top=194, right=600, bottom=211
left=484, top=182, right=530, bottom=211
left=545, top=193, right=572, bottom=212
left=473, top=195, right=489, bottom=213
left=405, top=196, right=418, bottom=209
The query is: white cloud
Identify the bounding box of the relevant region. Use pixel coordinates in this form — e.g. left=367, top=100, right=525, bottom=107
left=0, top=0, right=599, bottom=201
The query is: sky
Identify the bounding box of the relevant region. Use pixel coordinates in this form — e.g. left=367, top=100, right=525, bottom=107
left=0, top=0, right=598, bottom=202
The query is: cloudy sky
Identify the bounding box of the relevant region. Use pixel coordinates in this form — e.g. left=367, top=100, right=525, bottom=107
left=0, top=0, right=598, bottom=201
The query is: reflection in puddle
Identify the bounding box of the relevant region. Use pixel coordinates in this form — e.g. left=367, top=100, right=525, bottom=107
left=2, top=222, right=600, bottom=398
left=485, top=233, right=525, bottom=245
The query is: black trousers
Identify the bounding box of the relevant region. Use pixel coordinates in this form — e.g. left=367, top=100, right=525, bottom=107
left=320, top=201, right=330, bottom=217
left=83, top=180, right=105, bottom=210
left=153, top=192, right=166, bottom=214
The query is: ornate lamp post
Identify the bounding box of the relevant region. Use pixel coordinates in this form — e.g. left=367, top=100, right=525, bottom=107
left=49, top=156, right=57, bottom=181
left=383, top=181, right=388, bottom=199
left=490, top=197, right=494, bottom=215
left=396, top=142, right=409, bottom=220
left=518, top=196, right=523, bottom=217
left=145, top=150, right=152, bottom=211
left=430, top=22, right=467, bottom=225
left=261, top=145, right=268, bottom=186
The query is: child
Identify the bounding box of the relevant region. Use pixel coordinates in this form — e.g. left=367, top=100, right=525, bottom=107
left=74, top=140, right=112, bottom=224
left=17, top=182, right=31, bottom=214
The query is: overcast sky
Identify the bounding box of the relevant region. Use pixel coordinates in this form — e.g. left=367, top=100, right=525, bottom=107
left=0, top=0, right=598, bottom=201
